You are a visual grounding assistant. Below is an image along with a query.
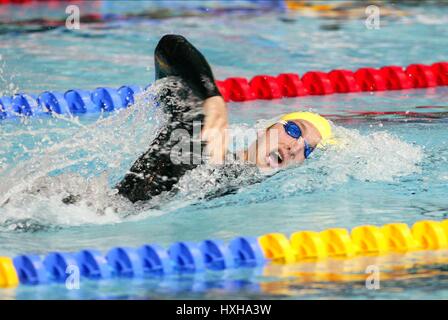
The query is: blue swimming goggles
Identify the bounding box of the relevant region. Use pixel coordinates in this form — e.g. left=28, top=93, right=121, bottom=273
left=278, top=120, right=314, bottom=159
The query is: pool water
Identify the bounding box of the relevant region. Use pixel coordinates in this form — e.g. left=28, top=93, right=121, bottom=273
left=0, top=1, right=448, bottom=299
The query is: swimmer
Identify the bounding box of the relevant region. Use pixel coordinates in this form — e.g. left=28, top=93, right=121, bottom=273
left=116, top=34, right=332, bottom=203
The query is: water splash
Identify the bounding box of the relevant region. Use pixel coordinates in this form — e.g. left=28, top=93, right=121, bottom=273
left=324, top=126, right=423, bottom=183
left=0, top=54, right=20, bottom=96
left=0, top=82, right=167, bottom=230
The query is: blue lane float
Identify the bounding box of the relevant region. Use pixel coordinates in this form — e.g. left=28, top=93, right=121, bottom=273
left=229, top=237, right=265, bottom=267
left=0, top=85, right=144, bottom=119
left=0, top=94, right=44, bottom=118
left=43, top=252, right=78, bottom=283
left=137, top=244, right=172, bottom=276
left=169, top=242, right=206, bottom=273
left=0, top=96, right=10, bottom=119
left=200, top=239, right=236, bottom=271
left=76, top=249, right=111, bottom=280
left=13, top=255, right=48, bottom=286
left=9, top=236, right=266, bottom=287
left=38, top=91, right=71, bottom=115
left=106, top=247, right=145, bottom=278
left=12, top=94, right=37, bottom=116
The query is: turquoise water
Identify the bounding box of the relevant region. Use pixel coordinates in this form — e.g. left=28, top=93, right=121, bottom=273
left=0, top=1, right=448, bottom=299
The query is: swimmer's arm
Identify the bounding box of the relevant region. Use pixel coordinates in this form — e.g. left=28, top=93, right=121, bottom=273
left=202, top=96, right=229, bottom=165
left=154, top=34, right=229, bottom=164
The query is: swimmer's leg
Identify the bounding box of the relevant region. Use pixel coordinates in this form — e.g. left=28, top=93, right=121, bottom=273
left=116, top=35, right=221, bottom=203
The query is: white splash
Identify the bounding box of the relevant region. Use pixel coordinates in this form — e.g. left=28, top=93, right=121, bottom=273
left=0, top=83, right=167, bottom=229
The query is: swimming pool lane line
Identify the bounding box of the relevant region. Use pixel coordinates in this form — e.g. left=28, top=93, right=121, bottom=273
left=0, top=62, right=447, bottom=120
left=1, top=218, right=448, bottom=289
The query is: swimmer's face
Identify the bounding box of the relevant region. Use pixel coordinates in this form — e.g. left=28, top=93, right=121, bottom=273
left=247, top=120, right=320, bottom=170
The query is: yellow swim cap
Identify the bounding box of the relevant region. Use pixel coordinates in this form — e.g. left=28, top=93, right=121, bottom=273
left=279, top=112, right=333, bottom=147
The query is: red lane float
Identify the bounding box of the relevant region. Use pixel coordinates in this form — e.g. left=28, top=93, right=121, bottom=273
left=214, top=61, right=448, bottom=102
left=379, top=66, right=413, bottom=90
left=249, top=75, right=283, bottom=100
left=224, top=77, right=256, bottom=102
left=276, top=73, right=308, bottom=97
left=301, top=71, right=334, bottom=95
left=431, top=62, right=448, bottom=85
left=0, top=0, right=81, bottom=4
left=0, top=0, right=32, bottom=4
left=406, top=64, right=438, bottom=88
left=354, top=68, right=387, bottom=92
left=328, top=70, right=360, bottom=93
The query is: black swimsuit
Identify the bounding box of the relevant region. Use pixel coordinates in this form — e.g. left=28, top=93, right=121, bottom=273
left=116, top=35, right=222, bottom=203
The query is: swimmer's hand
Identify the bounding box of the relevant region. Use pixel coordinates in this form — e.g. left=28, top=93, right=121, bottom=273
left=202, top=96, right=228, bottom=165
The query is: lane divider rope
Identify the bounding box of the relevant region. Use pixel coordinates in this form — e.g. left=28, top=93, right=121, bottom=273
left=0, top=0, right=82, bottom=5
left=1, top=62, right=447, bottom=120
left=1, top=218, right=448, bottom=288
